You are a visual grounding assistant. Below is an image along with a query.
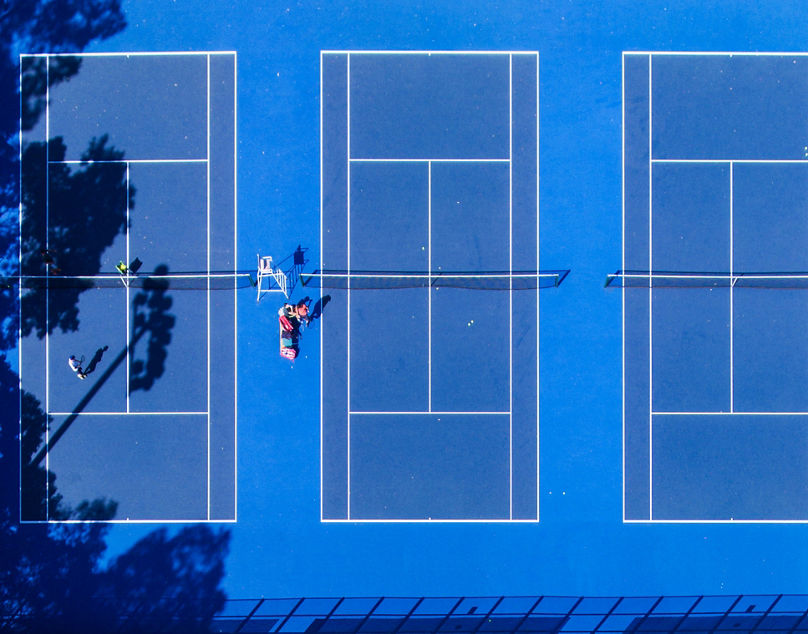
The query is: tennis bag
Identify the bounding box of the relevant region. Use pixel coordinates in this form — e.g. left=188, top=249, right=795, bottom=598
left=280, top=327, right=295, bottom=349
left=279, top=313, right=295, bottom=332
left=279, top=316, right=297, bottom=359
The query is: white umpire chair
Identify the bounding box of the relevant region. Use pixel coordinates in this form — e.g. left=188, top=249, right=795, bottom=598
left=256, top=254, right=289, bottom=302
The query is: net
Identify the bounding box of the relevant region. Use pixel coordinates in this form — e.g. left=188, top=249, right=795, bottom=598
left=301, top=270, right=570, bottom=290
left=2, top=272, right=255, bottom=291
left=605, top=270, right=808, bottom=289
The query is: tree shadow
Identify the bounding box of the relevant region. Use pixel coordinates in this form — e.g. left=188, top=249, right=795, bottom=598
left=6, top=359, right=229, bottom=628
left=0, top=4, right=231, bottom=629
left=28, top=273, right=178, bottom=476
left=129, top=264, right=176, bottom=393
left=19, top=133, right=133, bottom=339
left=19, top=385, right=117, bottom=523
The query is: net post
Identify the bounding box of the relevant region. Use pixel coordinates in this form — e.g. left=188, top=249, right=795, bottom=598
left=115, top=261, right=131, bottom=288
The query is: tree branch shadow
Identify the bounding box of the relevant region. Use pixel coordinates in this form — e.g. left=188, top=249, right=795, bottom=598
left=1, top=6, right=231, bottom=629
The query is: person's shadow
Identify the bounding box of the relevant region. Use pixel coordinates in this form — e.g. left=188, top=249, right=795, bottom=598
left=308, top=295, right=331, bottom=322
left=83, top=345, right=109, bottom=376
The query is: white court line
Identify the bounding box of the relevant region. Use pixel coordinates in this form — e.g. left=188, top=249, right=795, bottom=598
left=17, top=57, right=23, bottom=524
left=627, top=50, right=808, bottom=57
left=616, top=272, right=808, bottom=283
left=346, top=53, right=352, bottom=520
left=350, top=158, right=510, bottom=163
left=621, top=52, right=627, bottom=522
left=45, top=56, right=51, bottom=521
left=125, top=162, right=130, bottom=414
left=428, top=161, right=432, bottom=412
left=349, top=411, right=511, bottom=416
left=647, top=53, right=654, bottom=521
left=232, top=51, right=239, bottom=523
left=23, top=51, right=236, bottom=57
left=206, top=54, right=211, bottom=521
left=319, top=51, right=325, bottom=522
left=625, top=519, right=808, bottom=524
left=508, top=53, right=513, bottom=520
left=729, top=162, right=734, bottom=413
left=653, top=411, right=808, bottom=416
left=653, top=158, right=808, bottom=164
left=535, top=52, right=541, bottom=522
left=49, top=159, right=207, bottom=164
left=322, top=50, right=539, bottom=55
left=47, top=411, right=209, bottom=416
left=22, top=518, right=238, bottom=525
left=322, top=518, right=539, bottom=523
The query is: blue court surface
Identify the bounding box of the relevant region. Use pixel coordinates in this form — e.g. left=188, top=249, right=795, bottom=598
left=321, top=53, right=541, bottom=521
left=8, top=0, right=808, bottom=611
left=623, top=53, right=808, bottom=522
left=19, top=53, right=237, bottom=521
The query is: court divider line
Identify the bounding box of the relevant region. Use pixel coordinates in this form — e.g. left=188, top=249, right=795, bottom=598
left=27, top=51, right=236, bottom=57
left=626, top=519, right=808, bottom=524
left=346, top=53, right=352, bottom=520
left=233, top=51, right=239, bottom=523
left=653, top=159, right=808, bottom=164
left=22, top=519, right=238, bottom=525
left=729, top=162, right=734, bottom=413
left=625, top=50, right=808, bottom=57
left=49, top=159, right=207, bottom=164
left=508, top=53, right=513, bottom=520
left=653, top=411, right=808, bottom=416
left=321, top=50, right=539, bottom=56
left=17, top=55, right=23, bottom=524
left=45, top=55, right=51, bottom=521
left=349, top=411, right=511, bottom=416
left=350, top=158, right=509, bottom=162
left=648, top=53, right=654, bottom=521
left=620, top=52, right=626, bottom=522
left=125, top=162, right=130, bottom=414
left=206, top=54, right=211, bottom=521
left=319, top=51, right=324, bottom=522
left=323, top=519, right=539, bottom=523
left=428, top=161, right=432, bottom=413
left=535, top=51, right=541, bottom=522
left=47, top=411, right=209, bottom=416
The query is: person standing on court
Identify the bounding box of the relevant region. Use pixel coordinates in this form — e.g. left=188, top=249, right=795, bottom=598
left=68, top=355, right=86, bottom=380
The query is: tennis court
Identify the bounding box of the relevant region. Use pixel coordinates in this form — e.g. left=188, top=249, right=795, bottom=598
left=18, top=52, right=237, bottom=522
left=319, top=52, right=557, bottom=521
left=620, top=53, right=808, bottom=522
left=10, top=0, right=808, bottom=607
